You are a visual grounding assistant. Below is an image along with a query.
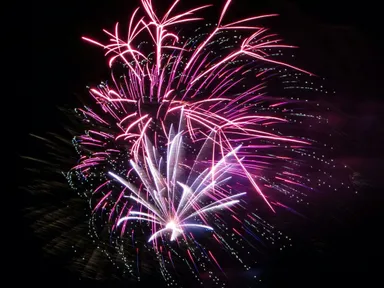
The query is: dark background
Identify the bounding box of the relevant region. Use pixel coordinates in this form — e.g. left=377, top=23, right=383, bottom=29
left=8, top=0, right=383, bottom=286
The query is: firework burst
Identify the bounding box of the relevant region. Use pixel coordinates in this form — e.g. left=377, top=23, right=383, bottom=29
left=109, top=113, right=246, bottom=243
left=77, top=0, right=313, bottom=213
left=25, top=0, right=356, bottom=287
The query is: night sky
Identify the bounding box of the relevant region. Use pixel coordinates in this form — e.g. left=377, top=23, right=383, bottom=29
left=10, top=0, right=383, bottom=287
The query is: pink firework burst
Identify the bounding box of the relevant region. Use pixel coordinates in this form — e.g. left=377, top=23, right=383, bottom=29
left=24, top=1, right=357, bottom=286
left=76, top=0, right=313, bottom=216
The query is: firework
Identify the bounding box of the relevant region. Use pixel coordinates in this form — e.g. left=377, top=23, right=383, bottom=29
left=25, top=0, right=356, bottom=286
